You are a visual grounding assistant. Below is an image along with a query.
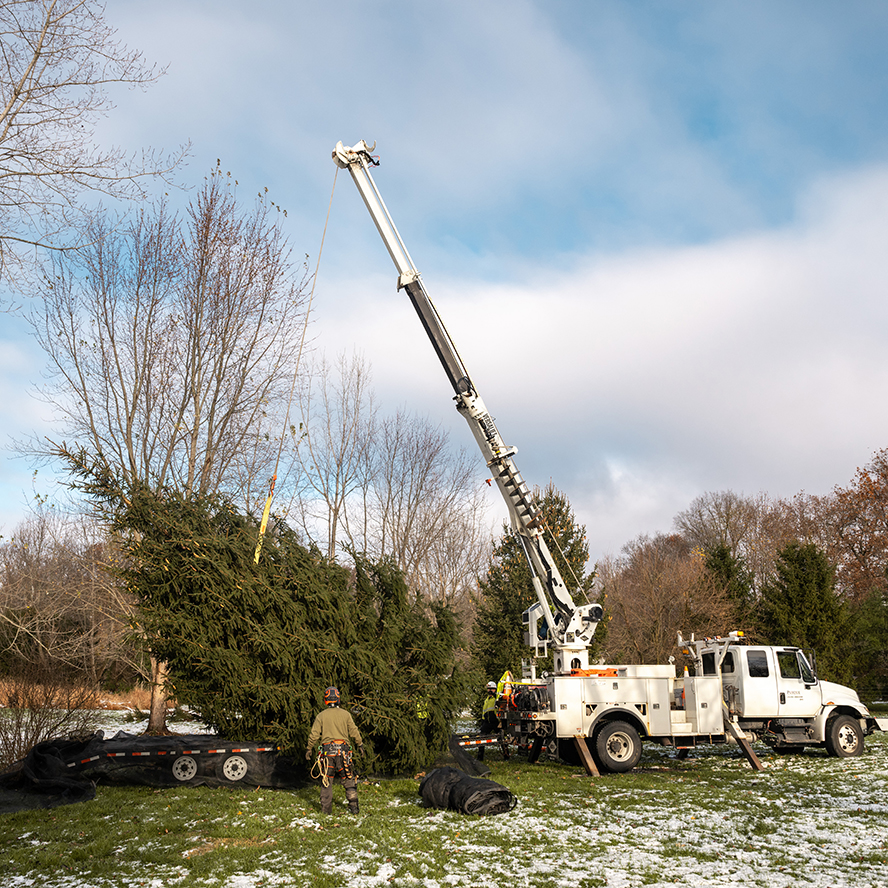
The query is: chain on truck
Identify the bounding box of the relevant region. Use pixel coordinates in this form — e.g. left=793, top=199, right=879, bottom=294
left=332, top=140, right=880, bottom=776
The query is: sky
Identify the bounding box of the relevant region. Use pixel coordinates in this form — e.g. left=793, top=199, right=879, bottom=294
left=3, top=0, right=888, bottom=562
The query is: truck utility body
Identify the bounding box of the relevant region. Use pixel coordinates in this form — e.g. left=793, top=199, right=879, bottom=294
left=501, top=633, right=877, bottom=771
left=333, top=140, right=878, bottom=774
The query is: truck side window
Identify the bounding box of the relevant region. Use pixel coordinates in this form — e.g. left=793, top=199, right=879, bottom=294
left=701, top=652, right=716, bottom=675
left=777, top=651, right=801, bottom=679
left=722, top=651, right=735, bottom=674
left=747, top=650, right=769, bottom=677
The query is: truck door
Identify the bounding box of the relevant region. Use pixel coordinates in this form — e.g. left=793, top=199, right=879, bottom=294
left=775, top=648, right=820, bottom=718
left=737, top=648, right=779, bottom=717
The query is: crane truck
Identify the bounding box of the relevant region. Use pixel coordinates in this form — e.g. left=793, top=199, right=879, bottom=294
left=332, top=140, right=879, bottom=774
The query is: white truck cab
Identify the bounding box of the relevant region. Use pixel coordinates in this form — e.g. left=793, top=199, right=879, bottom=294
left=690, top=635, right=878, bottom=756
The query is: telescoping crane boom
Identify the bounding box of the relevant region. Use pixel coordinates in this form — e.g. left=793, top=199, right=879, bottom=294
left=333, top=140, right=602, bottom=673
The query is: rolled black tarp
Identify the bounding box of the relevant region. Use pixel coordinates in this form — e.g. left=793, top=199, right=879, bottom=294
left=419, top=766, right=517, bottom=816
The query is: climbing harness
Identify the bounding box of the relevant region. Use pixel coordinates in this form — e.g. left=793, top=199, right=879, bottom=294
left=310, top=741, right=354, bottom=787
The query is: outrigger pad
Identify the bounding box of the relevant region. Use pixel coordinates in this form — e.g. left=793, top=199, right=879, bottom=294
left=0, top=731, right=300, bottom=812
left=419, top=766, right=517, bottom=816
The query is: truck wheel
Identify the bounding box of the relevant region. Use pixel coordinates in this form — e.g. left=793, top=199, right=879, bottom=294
left=825, top=715, right=863, bottom=757
left=594, top=721, right=642, bottom=773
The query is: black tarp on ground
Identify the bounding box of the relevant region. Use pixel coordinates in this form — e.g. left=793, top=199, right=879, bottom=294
left=0, top=731, right=301, bottom=814
left=419, top=766, right=517, bottom=816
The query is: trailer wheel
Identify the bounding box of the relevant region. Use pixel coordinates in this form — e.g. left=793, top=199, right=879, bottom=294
left=172, top=755, right=198, bottom=782
left=825, top=715, right=863, bottom=758
left=594, top=721, right=642, bottom=773
left=222, top=755, right=248, bottom=781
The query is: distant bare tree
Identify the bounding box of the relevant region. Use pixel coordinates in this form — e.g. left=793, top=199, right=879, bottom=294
left=674, top=490, right=760, bottom=558
left=290, top=351, right=377, bottom=559
left=292, top=352, right=492, bottom=616
left=0, top=507, right=137, bottom=685
left=599, top=533, right=737, bottom=664
left=367, top=409, right=490, bottom=616
left=0, top=0, right=186, bottom=286
left=674, top=490, right=824, bottom=596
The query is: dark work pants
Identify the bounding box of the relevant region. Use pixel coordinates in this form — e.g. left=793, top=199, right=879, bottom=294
left=319, top=750, right=358, bottom=814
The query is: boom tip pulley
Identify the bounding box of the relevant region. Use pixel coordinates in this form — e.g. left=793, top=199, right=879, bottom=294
left=333, top=140, right=379, bottom=169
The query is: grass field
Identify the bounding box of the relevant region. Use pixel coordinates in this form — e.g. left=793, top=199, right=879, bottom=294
left=1, top=729, right=886, bottom=888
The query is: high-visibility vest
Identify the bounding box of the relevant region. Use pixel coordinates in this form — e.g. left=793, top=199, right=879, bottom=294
left=497, top=670, right=514, bottom=700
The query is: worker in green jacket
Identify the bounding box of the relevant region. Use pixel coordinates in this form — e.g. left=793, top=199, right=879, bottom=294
left=305, top=686, right=364, bottom=815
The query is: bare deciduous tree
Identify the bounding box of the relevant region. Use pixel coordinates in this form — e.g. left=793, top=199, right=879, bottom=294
left=0, top=507, right=137, bottom=686
left=292, top=351, right=492, bottom=616
left=30, top=170, right=307, bottom=506
left=367, top=409, right=490, bottom=615
left=291, top=351, right=377, bottom=559
left=26, top=170, right=308, bottom=730
left=674, top=490, right=761, bottom=558
left=599, top=532, right=737, bottom=664
left=0, top=0, right=186, bottom=285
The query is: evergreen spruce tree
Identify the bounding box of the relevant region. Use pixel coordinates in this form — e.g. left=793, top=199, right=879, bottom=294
left=472, top=483, right=600, bottom=681
left=67, top=457, right=468, bottom=774
left=759, top=541, right=849, bottom=683
left=848, top=583, right=888, bottom=700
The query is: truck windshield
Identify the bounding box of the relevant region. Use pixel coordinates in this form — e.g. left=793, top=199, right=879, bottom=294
left=798, top=652, right=816, bottom=683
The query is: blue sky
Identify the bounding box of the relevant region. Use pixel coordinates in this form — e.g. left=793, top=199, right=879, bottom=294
left=3, top=0, right=888, bottom=560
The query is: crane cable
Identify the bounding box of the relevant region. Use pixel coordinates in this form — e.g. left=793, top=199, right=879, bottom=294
left=254, top=166, right=339, bottom=564
left=541, top=515, right=589, bottom=601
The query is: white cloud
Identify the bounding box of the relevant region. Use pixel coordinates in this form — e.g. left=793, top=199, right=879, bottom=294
left=319, top=164, right=888, bottom=560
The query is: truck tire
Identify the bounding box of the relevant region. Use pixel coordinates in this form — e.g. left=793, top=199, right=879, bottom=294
left=594, top=721, right=642, bottom=773
left=825, top=715, right=864, bottom=758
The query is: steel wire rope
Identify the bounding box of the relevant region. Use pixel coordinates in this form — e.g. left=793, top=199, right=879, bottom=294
left=254, top=167, right=339, bottom=563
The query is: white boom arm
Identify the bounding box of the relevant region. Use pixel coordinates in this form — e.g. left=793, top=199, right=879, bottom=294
left=333, top=140, right=601, bottom=667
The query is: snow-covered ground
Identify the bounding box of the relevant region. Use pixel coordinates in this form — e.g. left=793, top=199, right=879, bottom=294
left=4, top=717, right=886, bottom=887
left=91, top=709, right=212, bottom=738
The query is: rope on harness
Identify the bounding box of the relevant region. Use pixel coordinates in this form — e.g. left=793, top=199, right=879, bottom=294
left=254, top=166, right=340, bottom=564
left=310, top=749, right=330, bottom=787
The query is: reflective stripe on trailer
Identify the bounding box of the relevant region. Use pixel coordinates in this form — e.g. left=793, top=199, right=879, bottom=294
left=67, top=755, right=101, bottom=767
left=65, top=744, right=280, bottom=765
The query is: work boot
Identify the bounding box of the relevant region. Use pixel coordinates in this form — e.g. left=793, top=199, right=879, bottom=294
left=348, top=800, right=359, bottom=815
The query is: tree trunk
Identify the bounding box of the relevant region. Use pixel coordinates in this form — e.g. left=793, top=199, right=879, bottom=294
left=146, top=656, right=170, bottom=734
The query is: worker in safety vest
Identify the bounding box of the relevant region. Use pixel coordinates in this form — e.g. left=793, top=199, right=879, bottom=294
left=305, top=687, right=364, bottom=815
left=481, top=681, right=499, bottom=733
